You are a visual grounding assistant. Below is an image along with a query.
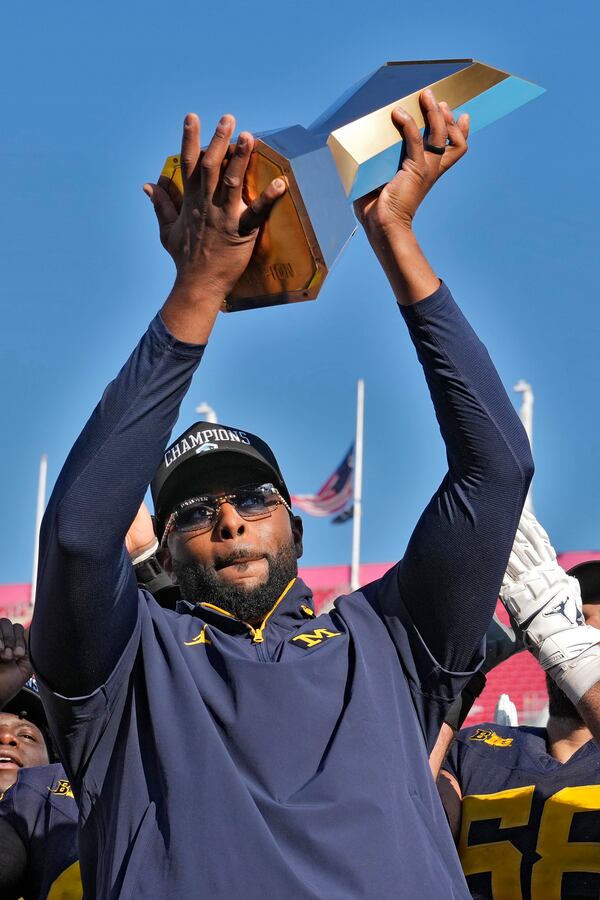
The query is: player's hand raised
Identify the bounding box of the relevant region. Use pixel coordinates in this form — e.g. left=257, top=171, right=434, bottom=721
left=0, top=620, right=33, bottom=708
left=144, top=114, right=286, bottom=301
left=354, top=91, right=469, bottom=235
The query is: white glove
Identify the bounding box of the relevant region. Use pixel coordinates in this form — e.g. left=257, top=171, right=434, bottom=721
left=482, top=613, right=524, bottom=674
left=500, top=508, right=600, bottom=705
left=495, top=693, right=519, bottom=727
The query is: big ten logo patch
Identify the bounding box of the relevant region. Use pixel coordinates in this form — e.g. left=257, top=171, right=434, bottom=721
left=291, top=628, right=342, bottom=650
left=470, top=728, right=513, bottom=748
left=50, top=779, right=75, bottom=799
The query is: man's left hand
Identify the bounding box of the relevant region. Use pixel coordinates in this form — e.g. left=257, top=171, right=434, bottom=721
left=354, top=91, right=469, bottom=237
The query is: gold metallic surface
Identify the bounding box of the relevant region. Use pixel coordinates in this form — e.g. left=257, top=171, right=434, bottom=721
left=160, top=148, right=324, bottom=312
left=328, top=61, right=508, bottom=196
left=228, top=143, right=324, bottom=311
left=161, top=155, right=183, bottom=192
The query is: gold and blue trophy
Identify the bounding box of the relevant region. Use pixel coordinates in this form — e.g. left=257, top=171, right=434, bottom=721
left=161, top=59, right=544, bottom=312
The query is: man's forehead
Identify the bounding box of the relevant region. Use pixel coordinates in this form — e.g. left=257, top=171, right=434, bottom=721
left=0, top=712, right=42, bottom=734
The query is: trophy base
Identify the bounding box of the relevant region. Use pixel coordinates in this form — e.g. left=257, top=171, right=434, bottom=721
left=161, top=126, right=356, bottom=313
left=161, top=146, right=326, bottom=312
left=225, top=138, right=326, bottom=312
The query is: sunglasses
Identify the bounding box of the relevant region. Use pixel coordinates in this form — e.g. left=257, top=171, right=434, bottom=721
left=161, top=483, right=291, bottom=546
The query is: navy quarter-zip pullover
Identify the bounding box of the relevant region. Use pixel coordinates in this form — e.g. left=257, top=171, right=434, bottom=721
left=31, top=282, right=533, bottom=898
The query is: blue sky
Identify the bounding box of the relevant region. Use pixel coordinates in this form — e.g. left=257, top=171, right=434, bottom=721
left=1, top=0, right=598, bottom=583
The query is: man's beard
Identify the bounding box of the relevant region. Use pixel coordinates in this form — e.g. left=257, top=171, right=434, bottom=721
left=172, top=539, right=298, bottom=622
left=546, top=673, right=584, bottom=723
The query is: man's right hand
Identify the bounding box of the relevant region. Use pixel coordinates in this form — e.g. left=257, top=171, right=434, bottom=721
left=144, top=114, right=286, bottom=343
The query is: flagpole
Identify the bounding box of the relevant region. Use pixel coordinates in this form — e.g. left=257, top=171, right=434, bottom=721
left=350, top=379, right=364, bottom=591
left=195, top=402, right=218, bottom=424
left=30, top=454, right=48, bottom=608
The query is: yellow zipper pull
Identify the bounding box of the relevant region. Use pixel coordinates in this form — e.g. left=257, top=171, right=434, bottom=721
left=301, top=604, right=315, bottom=618
left=247, top=579, right=297, bottom=644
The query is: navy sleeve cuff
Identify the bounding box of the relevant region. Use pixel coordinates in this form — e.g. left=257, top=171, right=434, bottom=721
left=398, top=281, right=453, bottom=323
left=151, top=313, right=208, bottom=359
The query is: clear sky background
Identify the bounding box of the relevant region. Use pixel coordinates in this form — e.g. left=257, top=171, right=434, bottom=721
left=1, top=0, right=597, bottom=584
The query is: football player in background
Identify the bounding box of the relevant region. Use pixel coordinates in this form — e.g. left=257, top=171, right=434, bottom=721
left=0, top=620, right=51, bottom=798
left=0, top=620, right=79, bottom=899
left=440, top=512, right=600, bottom=900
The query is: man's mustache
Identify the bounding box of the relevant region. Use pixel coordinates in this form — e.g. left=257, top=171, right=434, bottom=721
left=213, top=548, right=266, bottom=570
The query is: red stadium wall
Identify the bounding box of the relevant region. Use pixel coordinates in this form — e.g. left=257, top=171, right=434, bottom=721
left=0, top=583, right=32, bottom=623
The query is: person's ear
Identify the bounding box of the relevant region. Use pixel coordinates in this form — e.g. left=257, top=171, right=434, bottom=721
left=158, top=545, right=174, bottom=577
left=292, top=515, right=304, bottom=560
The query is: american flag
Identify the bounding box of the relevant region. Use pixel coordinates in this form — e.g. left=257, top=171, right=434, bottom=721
left=291, top=444, right=354, bottom=518
left=331, top=505, right=354, bottom=524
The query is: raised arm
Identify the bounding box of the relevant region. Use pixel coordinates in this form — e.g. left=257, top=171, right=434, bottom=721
left=356, top=92, right=533, bottom=672
left=30, top=114, right=285, bottom=695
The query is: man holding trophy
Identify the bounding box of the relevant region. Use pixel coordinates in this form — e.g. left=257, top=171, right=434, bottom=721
left=31, top=80, right=534, bottom=897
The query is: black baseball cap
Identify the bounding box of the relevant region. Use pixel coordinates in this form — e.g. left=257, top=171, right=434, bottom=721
left=2, top=677, right=55, bottom=758
left=151, top=422, right=291, bottom=535
left=568, top=560, right=600, bottom=604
